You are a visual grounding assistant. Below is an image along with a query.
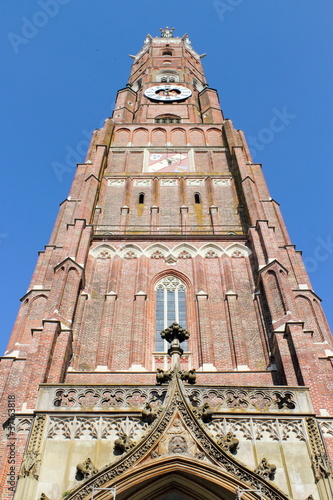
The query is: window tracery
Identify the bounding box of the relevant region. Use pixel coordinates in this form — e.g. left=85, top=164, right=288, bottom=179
left=156, top=73, right=180, bottom=83
left=155, top=276, right=187, bottom=352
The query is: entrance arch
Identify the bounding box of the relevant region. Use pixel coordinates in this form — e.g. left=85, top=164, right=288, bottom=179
left=85, top=456, right=282, bottom=500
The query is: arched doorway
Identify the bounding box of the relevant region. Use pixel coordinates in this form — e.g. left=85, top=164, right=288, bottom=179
left=86, top=456, right=273, bottom=500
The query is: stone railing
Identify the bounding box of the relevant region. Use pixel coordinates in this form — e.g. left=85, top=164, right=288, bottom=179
left=37, top=385, right=168, bottom=411
left=37, top=384, right=312, bottom=414
left=185, top=386, right=313, bottom=414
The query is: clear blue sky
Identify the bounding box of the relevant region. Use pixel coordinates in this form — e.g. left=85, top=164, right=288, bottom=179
left=0, top=1, right=332, bottom=355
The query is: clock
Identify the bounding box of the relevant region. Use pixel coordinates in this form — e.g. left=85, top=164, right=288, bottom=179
left=144, top=85, right=192, bottom=102
left=148, top=153, right=189, bottom=173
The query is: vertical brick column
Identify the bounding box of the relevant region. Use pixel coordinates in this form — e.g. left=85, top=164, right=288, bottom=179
left=209, top=205, right=219, bottom=233
left=47, top=329, right=72, bottom=383
left=150, top=206, right=159, bottom=234
left=180, top=205, right=188, bottom=234
left=196, top=291, right=215, bottom=369
left=272, top=331, right=299, bottom=386
left=120, top=206, right=129, bottom=233
left=24, top=321, right=61, bottom=408
left=130, top=292, right=147, bottom=368
left=225, top=292, right=249, bottom=370
left=96, top=292, right=117, bottom=369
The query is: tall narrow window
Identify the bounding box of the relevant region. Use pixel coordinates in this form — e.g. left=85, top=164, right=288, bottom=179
left=194, top=193, right=201, bottom=204
left=138, top=193, right=145, bottom=204
left=155, top=276, right=187, bottom=352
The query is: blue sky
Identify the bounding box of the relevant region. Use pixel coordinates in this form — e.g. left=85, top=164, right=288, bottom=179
left=0, top=1, right=332, bottom=355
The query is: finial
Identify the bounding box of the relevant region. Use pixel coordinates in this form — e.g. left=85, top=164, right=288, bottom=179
left=160, top=27, right=175, bottom=38
left=160, top=322, right=190, bottom=368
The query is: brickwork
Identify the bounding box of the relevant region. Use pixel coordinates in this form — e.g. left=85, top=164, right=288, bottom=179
left=0, top=29, right=332, bottom=500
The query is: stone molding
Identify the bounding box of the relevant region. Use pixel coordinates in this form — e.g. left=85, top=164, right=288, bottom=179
left=89, top=242, right=252, bottom=261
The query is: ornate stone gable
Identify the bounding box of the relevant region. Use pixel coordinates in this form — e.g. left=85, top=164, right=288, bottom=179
left=64, top=374, right=289, bottom=500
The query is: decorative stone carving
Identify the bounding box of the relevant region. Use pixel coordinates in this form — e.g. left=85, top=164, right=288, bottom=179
left=168, top=435, right=188, bottom=454
left=54, top=389, right=76, bottom=407
left=160, top=26, right=175, bottom=38
left=253, top=419, right=279, bottom=441
left=274, top=392, right=296, bottom=410
left=186, top=386, right=300, bottom=414
left=225, top=390, right=249, bottom=409
left=156, top=368, right=173, bottom=385
left=97, top=250, right=111, bottom=259
left=141, top=402, right=159, bottom=424
left=205, top=250, right=218, bottom=258
left=178, top=250, right=192, bottom=259
left=231, top=249, right=244, bottom=257
left=123, top=250, right=137, bottom=259
left=20, top=415, right=46, bottom=479
left=319, top=420, right=333, bottom=437
left=114, top=433, right=135, bottom=453
left=160, top=322, right=190, bottom=363
left=39, top=494, right=51, bottom=500
left=164, top=254, right=178, bottom=264
left=74, top=418, right=99, bottom=439
left=161, top=322, right=190, bottom=345
left=306, top=417, right=332, bottom=480
left=280, top=419, right=305, bottom=441
left=151, top=250, right=164, bottom=259
left=16, top=417, right=33, bottom=434
left=179, top=369, right=196, bottom=384
left=47, top=416, right=148, bottom=442
left=47, top=417, right=73, bottom=439
left=156, top=416, right=198, bottom=459
left=65, top=391, right=288, bottom=500
left=255, top=458, right=276, bottom=480
left=19, top=451, right=41, bottom=479
left=76, top=458, right=98, bottom=480
left=52, top=387, right=167, bottom=410
left=216, top=432, right=239, bottom=454
left=195, top=402, right=214, bottom=423
left=78, top=391, right=100, bottom=408
left=156, top=276, right=186, bottom=292
left=101, top=417, right=148, bottom=442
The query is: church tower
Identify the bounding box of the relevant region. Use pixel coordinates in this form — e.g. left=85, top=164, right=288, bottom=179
left=1, top=28, right=333, bottom=500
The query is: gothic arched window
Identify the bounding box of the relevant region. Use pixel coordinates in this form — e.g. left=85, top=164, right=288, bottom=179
left=155, top=276, right=187, bottom=352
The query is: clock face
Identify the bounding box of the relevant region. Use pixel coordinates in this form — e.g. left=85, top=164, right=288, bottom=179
left=144, top=85, right=192, bottom=102
left=148, top=153, right=189, bottom=173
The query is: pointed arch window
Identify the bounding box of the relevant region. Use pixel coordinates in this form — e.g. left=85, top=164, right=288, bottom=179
left=155, top=276, right=187, bottom=352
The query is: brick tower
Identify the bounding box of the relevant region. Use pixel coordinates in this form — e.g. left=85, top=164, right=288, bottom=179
left=1, top=28, right=333, bottom=500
